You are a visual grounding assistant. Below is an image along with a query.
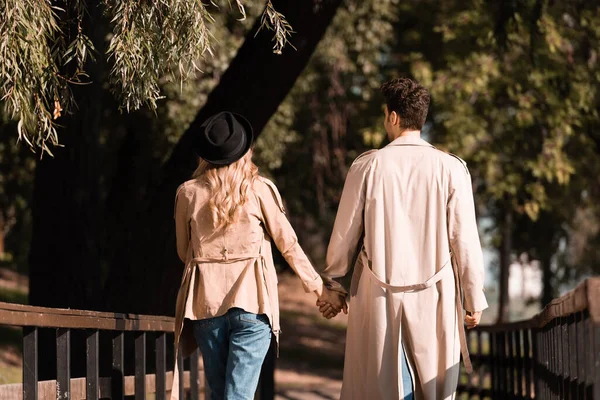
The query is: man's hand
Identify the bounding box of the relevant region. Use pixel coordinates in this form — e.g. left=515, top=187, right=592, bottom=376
left=316, top=288, right=348, bottom=319
left=465, top=311, right=482, bottom=329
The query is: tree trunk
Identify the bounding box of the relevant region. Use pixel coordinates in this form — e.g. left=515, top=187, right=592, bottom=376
left=496, top=208, right=512, bottom=323
left=28, top=104, right=106, bottom=310
left=103, top=0, right=343, bottom=315
left=27, top=4, right=117, bottom=379
left=0, top=215, right=4, bottom=257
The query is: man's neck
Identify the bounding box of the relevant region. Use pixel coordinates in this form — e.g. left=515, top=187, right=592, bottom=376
left=391, top=130, right=421, bottom=140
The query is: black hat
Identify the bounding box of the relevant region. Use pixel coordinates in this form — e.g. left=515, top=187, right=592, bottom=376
left=193, top=111, right=254, bottom=165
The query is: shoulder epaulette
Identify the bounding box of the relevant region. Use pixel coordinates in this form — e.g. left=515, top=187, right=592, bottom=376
left=448, top=152, right=468, bottom=172
left=258, top=177, right=285, bottom=214
left=431, top=146, right=469, bottom=174
left=174, top=182, right=188, bottom=218
left=352, top=149, right=377, bottom=165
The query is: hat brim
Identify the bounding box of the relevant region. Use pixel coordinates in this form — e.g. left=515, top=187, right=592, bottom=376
left=194, top=113, right=254, bottom=165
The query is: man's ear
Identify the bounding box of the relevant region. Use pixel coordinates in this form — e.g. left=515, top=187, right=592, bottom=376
left=390, top=111, right=400, bottom=126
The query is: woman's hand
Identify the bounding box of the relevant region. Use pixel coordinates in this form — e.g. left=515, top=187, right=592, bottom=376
left=316, top=288, right=348, bottom=319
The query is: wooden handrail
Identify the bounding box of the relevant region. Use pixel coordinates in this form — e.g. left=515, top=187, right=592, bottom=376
left=472, top=276, right=600, bottom=332
left=534, top=276, right=599, bottom=327
left=0, top=301, right=175, bottom=331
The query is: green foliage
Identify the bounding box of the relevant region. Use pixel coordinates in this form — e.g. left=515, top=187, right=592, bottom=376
left=105, top=0, right=214, bottom=112
left=0, top=286, right=27, bottom=305
left=403, top=0, right=600, bottom=280
left=421, top=0, right=599, bottom=222
left=0, top=0, right=293, bottom=155
left=1, top=1, right=81, bottom=154
left=0, top=123, right=35, bottom=273
left=256, top=0, right=295, bottom=54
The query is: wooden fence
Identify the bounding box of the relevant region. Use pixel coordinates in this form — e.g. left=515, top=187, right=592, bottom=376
left=0, top=302, right=206, bottom=399
left=458, top=277, right=600, bottom=399
left=0, top=278, right=597, bottom=399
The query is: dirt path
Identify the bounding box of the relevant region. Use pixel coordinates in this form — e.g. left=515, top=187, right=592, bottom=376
left=275, top=273, right=348, bottom=399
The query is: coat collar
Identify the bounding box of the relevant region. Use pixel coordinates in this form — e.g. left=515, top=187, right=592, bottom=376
left=388, top=135, right=433, bottom=148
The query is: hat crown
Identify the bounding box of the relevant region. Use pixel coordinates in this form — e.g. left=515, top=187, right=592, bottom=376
left=193, top=111, right=254, bottom=165
left=205, top=113, right=239, bottom=145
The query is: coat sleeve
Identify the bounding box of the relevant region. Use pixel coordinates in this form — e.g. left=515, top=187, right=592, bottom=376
left=322, top=151, right=375, bottom=295
left=447, top=163, right=489, bottom=312
left=257, top=178, right=323, bottom=293
left=174, top=184, right=191, bottom=263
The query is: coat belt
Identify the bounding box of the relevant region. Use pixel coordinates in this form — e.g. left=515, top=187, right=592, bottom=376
left=364, top=258, right=452, bottom=292
left=172, top=252, right=269, bottom=399
left=191, top=254, right=263, bottom=263
left=363, top=251, right=473, bottom=374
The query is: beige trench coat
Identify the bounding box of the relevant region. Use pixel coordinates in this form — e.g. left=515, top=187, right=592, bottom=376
left=322, top=136, right=488, bottom=400
left=171, top=176, right=323, bottom=399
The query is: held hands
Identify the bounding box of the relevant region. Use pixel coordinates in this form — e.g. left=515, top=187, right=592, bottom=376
left=316, top=287, right=348, bottom=319
left=465, top=311, right=482, bottom=329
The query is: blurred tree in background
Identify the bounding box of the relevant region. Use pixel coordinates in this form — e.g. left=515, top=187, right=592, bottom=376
left=411, top=0, right=600, bottom=319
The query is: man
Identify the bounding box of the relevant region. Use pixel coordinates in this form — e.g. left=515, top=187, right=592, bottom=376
left=318, top=78, right=488, bottom=399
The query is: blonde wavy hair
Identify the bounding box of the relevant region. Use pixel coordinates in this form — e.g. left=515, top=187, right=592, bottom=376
left=192, top=150, right=259, bottom=230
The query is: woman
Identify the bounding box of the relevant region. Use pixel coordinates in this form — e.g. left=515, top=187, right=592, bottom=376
left=172, top=111, right=341, bottom=400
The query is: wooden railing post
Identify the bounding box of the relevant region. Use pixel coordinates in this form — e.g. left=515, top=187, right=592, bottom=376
left=576, top=312, right=585, bottom=398
left=552, top=321, right=558, bottom=399
left=86, top=330, right=99, bottom=400
left=489, top=331, right=497, bottom=399
left=476, top=330, right=483, bottom=397
left=112, top=331, right=125, bottom=400
left=515, top=330, right=523, bottom=397
left=155, top=332, right=167, bottom=400
left=585, top=310, right=593, bottom=398
left=499, top=331, right=507, bottom=397
left=524, top=328, right=532, bottom=398
left=568, top=314, right=576, bottom=398
left=56, top=328, right=71, bottom=399
left=135, top=332, right=146, bottom=400
left=532, top=328, right=544, bottom=399
left=23, top=326, right=38, bottom=400
left=560, top=316, right=567, bottom=399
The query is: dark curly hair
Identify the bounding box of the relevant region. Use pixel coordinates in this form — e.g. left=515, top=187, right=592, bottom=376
left=380, top=78, right=430, bottom=131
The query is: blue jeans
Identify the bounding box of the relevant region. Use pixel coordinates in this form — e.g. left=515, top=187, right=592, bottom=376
left=401, top=345, right=414, bottom=399
left=192, top=308, right=272, bottom=400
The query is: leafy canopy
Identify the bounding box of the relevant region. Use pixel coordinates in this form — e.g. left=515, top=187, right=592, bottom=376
left=0, top=0, right=292, bottom=155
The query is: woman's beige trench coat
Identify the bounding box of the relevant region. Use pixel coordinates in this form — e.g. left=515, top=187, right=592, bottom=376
left=170, top=176, right=323, bottom=400
left=322, top=136, right=489, bottom=400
